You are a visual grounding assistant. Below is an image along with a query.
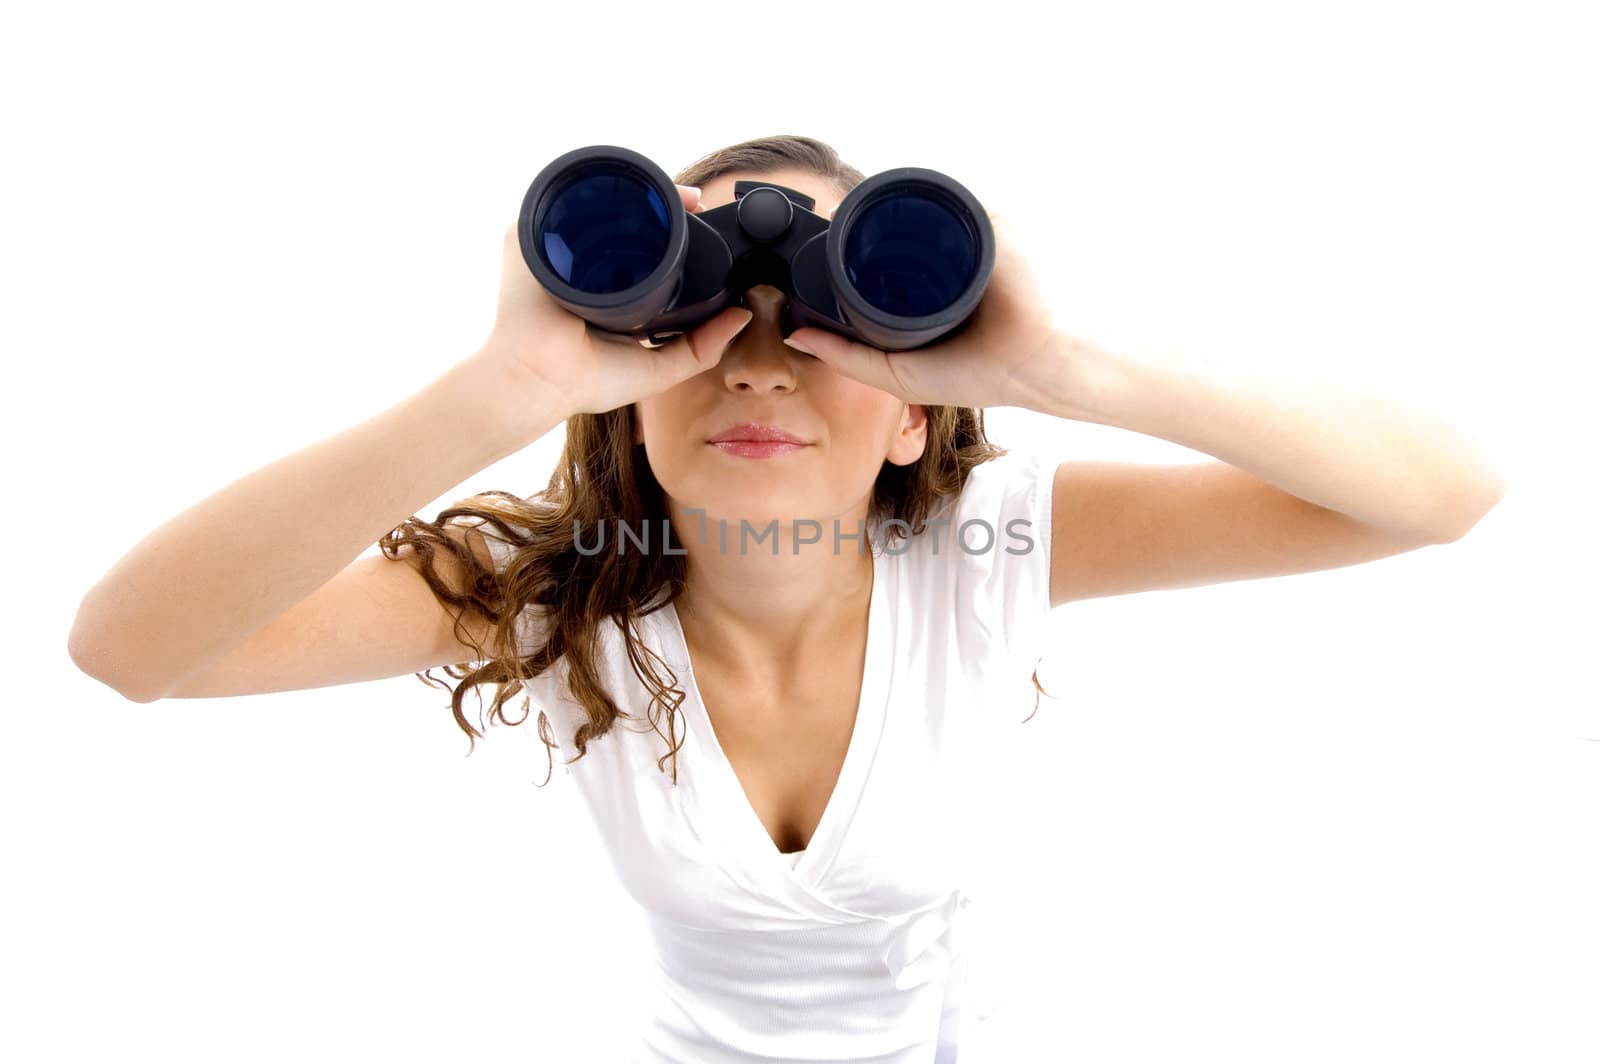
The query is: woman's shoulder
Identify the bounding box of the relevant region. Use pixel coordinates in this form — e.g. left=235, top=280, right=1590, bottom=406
left=455, top=497, right=552, bottom=568
left=895, top=450, right=1055, bottom=553
left=953, top=449, right=1056, bottom=510
left=887, top=449, right=1057, bottom=662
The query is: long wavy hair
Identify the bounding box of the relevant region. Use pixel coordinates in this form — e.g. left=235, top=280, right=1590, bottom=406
left=381, top=134, right=1042, bottom=787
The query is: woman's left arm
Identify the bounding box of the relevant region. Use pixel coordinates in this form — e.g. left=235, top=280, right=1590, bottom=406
left=782, top=210, right=1506, bottom=544
left=1019, top=333, right=1508, bottom=543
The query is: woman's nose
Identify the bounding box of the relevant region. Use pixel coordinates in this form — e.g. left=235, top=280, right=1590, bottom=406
left=739, top=283, right=789, bottom=320
left=720, top=339, right=799, bottom=392
left=719, top=295, right=803, bottom=391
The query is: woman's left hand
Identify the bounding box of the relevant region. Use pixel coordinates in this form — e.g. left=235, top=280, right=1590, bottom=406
left=782, top=210, right=1081, bottom=411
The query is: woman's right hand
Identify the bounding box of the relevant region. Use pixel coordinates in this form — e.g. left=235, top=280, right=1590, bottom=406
left=476, top=184, right=754, bottom=417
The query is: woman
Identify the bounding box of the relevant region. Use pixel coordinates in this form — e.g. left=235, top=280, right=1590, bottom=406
left=68, top=134, right=1505, bottom=1062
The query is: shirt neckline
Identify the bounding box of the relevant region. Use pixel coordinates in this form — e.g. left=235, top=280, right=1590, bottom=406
left=660, top=528, right=892, bottom=886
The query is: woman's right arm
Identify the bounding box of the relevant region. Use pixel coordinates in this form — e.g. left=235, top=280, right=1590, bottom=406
left=66, top=350, right=561, bottom=703
left=68, top=193, right=753, bottom=703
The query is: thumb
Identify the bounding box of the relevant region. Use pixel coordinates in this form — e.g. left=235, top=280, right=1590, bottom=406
left=655, top=306, right=754, bottom=381
left=699, top=306, right=755, bottom=362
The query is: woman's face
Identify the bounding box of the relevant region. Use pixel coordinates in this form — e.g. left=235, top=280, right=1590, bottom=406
left=633, top=169, right=928, bottom=534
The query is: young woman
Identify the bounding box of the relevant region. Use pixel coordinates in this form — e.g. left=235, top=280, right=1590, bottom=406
left=68, top=135, right=1505, bottom=1062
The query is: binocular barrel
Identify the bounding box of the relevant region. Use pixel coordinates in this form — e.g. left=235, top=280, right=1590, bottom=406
left=517, top=144, right=995, bottom=352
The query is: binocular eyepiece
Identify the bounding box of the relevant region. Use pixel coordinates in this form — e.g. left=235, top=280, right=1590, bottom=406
left=517, top=144, right=996, bottom=352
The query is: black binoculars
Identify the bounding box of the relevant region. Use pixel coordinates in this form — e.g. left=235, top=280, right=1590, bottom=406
left=516, top=144, right=996, bottom=353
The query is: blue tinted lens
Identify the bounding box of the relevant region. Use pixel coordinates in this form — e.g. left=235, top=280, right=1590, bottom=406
left=540, top=171, right=670, bottom=294
left=843, top=192, right=978, bottom=317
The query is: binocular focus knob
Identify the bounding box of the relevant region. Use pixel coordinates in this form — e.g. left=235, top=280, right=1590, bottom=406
left=735, top=186, right=795, bottom=244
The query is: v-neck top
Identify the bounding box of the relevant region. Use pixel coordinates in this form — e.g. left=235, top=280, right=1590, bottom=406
left=470, top=450, right=1058, bottom=1062
left=662, top=542, right=891, bottom=889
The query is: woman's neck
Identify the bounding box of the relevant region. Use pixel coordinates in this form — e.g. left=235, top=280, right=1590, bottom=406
left=672, top=514, right=875, bottom=673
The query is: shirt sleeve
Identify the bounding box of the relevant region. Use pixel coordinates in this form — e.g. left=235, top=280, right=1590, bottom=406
left=940, top=450, right=1058, bottom=680
left=452, top=512, right=582, bottom=776
left=457, top=512, right=551, bottom=659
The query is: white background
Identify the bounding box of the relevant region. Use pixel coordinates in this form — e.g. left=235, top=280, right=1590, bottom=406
left=7, top=0, right=1596, bottom=1060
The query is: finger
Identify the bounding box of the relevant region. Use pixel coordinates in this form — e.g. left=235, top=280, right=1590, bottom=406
left=652, top=306, right=754, bottom=383
left=676, top=184, right=703, bottom=213
left=501, top=221, right=522, bottom=268
left=982, top=208, right=1008, bottom=243
left=783, top=328, right=909, bottom=399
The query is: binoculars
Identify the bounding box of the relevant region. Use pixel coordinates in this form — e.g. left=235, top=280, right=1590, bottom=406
left=516, top=144, right=996, bottom=353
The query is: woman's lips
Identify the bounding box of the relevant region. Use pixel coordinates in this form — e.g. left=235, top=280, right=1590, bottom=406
left=709, top=440, right=809, bottom=459
left=707, top=422, right=807, bottom=445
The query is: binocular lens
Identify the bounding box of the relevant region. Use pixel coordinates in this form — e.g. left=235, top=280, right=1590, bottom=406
left=540, top=169, right=671, bottom=294
left=843, top=192, right=979, bottom=318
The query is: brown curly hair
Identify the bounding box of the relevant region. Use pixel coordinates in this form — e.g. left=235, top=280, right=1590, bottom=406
left=380, top=134, right=1041, bottom=787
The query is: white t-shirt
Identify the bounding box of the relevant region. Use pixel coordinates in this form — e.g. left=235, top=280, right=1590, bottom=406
left=472, top=450, right=1057, bottom=1063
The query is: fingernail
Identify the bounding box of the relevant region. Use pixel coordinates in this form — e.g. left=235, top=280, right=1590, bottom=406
left=783, top=336, right=815, bottom=355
